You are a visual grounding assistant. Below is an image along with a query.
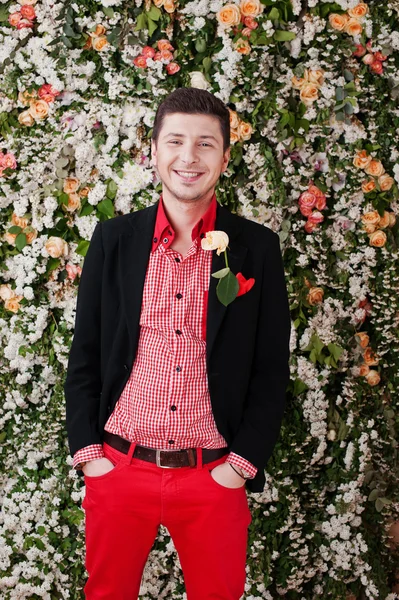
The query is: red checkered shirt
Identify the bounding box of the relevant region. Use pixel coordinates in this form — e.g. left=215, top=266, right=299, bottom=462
left=73, top=193, right=257, bottom=479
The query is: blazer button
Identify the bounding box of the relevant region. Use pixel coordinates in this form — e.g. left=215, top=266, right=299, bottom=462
left=124, top=364, right=128, bottom=370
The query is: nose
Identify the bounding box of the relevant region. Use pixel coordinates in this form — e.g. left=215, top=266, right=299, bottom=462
left=180, top=143, right=199, bottom=165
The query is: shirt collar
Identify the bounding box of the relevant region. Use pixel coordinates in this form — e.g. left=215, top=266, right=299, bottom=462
left=151, top=193, right=217, bottom=253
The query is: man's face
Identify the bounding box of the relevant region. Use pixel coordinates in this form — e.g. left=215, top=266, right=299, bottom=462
left=151, top=112, right=230, bottom=204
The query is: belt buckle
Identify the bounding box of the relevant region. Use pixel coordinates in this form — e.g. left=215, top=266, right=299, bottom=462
left=155, top=449, right=177, bottom=469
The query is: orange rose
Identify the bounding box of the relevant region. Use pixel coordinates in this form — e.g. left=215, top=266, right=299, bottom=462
left=378, top=211, right=390, bottom=229
left=368, top=230, right=387, bottom=247
left=355, top=332, right=370, bottom=348
left=18, top=89, right=37, bottom=106
left=157, top=39, right=174, bottom=51
left=238, top=120, right=253, bottom=141
left=92, top=36, right=108, bottom=51
left=79, top=186, right=90, bottom=197
left=93, top=24, right=106, bottom=36
left=361, top=210, right=380, bottom=227
left=166, top=62, right=180, bottom=75
left=366, top=370, right=380, bottom=386
left=239, top=0, right=263, bottom=17
left=307, top=286, right=324, bottom=305
left=348, top=3, right=369, bottom=18
left=328, top=13, right=349, bottom=31
left=64, top=192, right=81, bottom=212
left=358, top=363, right=370, bottom=376
left=363, top=347, right=379, bottom=366
left=388, top=213, right=396, bottom=227
left=234, top=38, right=251, bottom=54
left=378, top=173, right=394, bottom=191
left=28, top=99, right=49, bottom=120
left=299, top=83, right=319, bottom=105
left=344, top=17, right=363, bottom=36
left=229, top=109, right=240, bottom=129
left=364, top=159, right=385, bottom=177
left=353, top=150, right=371, bottom=169
left=163, top=0, right=175, bottom=13
left=306, top=68, right=324, bottom=86
left=153, top=0, right=164, bottom=6
left=4, top=296, right=23, bottom=313
left=217, top=4, right=241, bottom=27
left=63, top=177, right=80, bottom=194
left=361, top=180, right=376, bottom=193
left=230, top=129, right=240, bottom=144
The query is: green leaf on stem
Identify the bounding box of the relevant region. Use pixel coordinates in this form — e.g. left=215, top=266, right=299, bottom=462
left=216, top=271, right=239, bottom=306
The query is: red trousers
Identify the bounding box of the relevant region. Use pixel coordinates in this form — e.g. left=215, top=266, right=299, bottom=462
left=82, top=441, right=252, bottom=599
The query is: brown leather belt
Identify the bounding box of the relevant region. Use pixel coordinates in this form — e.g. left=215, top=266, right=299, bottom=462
left=103, top=431, right=229, bottom=468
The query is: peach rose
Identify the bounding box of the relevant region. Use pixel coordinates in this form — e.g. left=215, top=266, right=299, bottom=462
left=298, top=192, right=317, bottom=217
left=368, top=230, right=387, bottom=247
left=239, top=0, right=263, bottom=16
left=11, top=213, right=29, bottom=228
left=83, top=36, right=92, bottom=50
left=388, top=213, right=396, bottom=227
left=93, top=24, right=106, bottom=36
left=153, top=0, right=164, bottom=7
left=25, top=228, right=37, bottom=244
left=362, top=53, right=375, bottom=65
left=230, top=129, right=240, bottom=144
left=19, top=0, right=38, bottom=4
left=18, top=109, right=35, bottom=126
left=45, top=236, right=69, bottom=258
left=238, top=120, right=253, bottom=141
left=306, top=69, right=324, bottom=86
left=166, top=62, right=180, bottom=75
left=299, top=83, right=319, bottom=105
left=344, top=17, right=363, bottom=36
left=217, top=4, right=241, bottom=27
left=234, top=38, right=251, bottom=54
left=9, top=12, right=22, bottom=26
left=163, top=0, right=175, bottom=13
left=0, top=284, right=14, bottom=301
left=378, top=173, right=394, bottom=191
left=79, top=186, right=90, bottom=197
left=1, top=153, right=17, bottom=170
left=157, top=39, right=174, bottom=51
left=229, top=109, right=240, bottom=129
left=63, top=177, right=80, bottom=194
left=29, top=99, right=49, bottom=120
left=4, top=296, right=23, bottom=313
left=364, top=159, right=385, bottom=177
left=348, top=3, right=369, bottom=18
left=65, top=193, right=81, bottom=212
left=307, top=286, right=324, bottom=305
left=353, top=149, right=371, bottom=169
left=362, top=180, right=376, bottom=193
left=291, top=76, right=306, bottom=89
left=361, top=210, right=380, bottom=227
left=378, top=211, right=390, bottom=229
left=4, top=232, right=17, bottom=245
left=355, top=331, right=370, bottom=348
left=18, top=89, right=37, bottom=106
left=366, top=370, right=380, bottom=386
left=358, top=363, right=370, bottom=377
left=328, top=13, right=349, bottom=31
left=92, top=36, right=109, bottom=51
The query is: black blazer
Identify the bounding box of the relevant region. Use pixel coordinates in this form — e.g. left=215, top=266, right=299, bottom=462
left=64, top=200, right=291, bottom=492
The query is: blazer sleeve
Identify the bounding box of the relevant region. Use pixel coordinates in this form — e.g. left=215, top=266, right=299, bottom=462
left=229, top=231, right=291, bottom=471
left=64, top=222, right=104, bottom=457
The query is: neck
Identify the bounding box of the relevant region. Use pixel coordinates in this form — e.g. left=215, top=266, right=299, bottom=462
left=161, top=191, right=214, bottom=237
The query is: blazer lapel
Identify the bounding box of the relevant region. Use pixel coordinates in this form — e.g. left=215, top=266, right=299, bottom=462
left=118, top=200, right=247, bottom=363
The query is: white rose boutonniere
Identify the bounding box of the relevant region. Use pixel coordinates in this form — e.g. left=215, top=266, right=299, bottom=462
left=201, top=230, right=255, bottom=306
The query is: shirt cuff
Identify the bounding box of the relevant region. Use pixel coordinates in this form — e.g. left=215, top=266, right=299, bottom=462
left=73, top=445, right=104, bottom=469
left=225, top=452, right=257, bottom=479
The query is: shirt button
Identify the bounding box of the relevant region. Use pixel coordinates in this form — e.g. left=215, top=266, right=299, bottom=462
left=176, top=293, right=183, bottom=299
left=170, top=405, right=177, bottom=411
left=175, top=329, right=182, bottom=335
left=200, top=232, right=205, bottom=238
left=176, top=366, right=182, bottom=372
left=168, top=440, right=175, bottom=445
left=175, top=257, right=180, bottom=263
left=153, top=237, right=158, bottom=243
left=163, top=237, right=169, bottom=244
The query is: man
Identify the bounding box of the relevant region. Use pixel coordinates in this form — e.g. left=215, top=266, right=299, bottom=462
left=64, top=87, right=291, bottom=599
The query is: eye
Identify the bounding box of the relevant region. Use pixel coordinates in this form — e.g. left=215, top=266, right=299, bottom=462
left=169, top=140, right=181, bottom=144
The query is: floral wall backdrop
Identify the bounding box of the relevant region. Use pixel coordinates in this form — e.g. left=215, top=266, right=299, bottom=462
left=0, top=0, right=399, bottom=598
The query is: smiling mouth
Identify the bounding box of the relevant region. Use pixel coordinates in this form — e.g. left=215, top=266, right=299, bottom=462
left=174, top=170, right=204, bottom=182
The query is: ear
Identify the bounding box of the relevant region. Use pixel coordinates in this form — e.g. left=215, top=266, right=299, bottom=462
left=221, top=146, right=231, bottom=173
left=151, top=139, right=157, bottom=166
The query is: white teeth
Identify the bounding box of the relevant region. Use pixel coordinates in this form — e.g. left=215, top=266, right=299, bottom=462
left=176, top=171, right=201, bottom=178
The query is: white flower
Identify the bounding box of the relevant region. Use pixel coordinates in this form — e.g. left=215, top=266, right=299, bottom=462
left=201, top=230, right=229, bottom=255
left=189, top=71, right=210, bottom=90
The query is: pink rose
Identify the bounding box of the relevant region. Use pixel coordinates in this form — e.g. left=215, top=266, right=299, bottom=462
left=374, top=51, right=387, bottom=61
left=308, top=211, right=324, bottom=225
left=66, top=263, right=82, bottom=281
left=243, top=16, right=258, bottom=29
left=16, top=18, right=33, bottom=29
left=166, top=62, right=180, bottom=75
left=362, top=53, right=374, bottom=65
left=133, top=55, right=147, bottom=68
left=298, top=191, right=317, bottom=217
left=38, top=84, right=60, bottom=103
left=370, top=60, right=383, bottom=74
left=20, top=4, right=36, bottom=19
left=8, top=11, right=22, bottom=26
left=304, top=220, right=318, bottom=233
left=2, top=153, right=17, bottom=170
left=353, top=44, right=366, bottom=57
left=142, top=46, right=156, bottom=59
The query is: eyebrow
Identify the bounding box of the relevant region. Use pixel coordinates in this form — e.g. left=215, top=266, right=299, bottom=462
left=163, top=133, right=219, bottom=142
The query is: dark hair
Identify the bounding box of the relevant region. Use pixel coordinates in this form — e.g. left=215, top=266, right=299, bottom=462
left=151, top=87, right=230, bottom=152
